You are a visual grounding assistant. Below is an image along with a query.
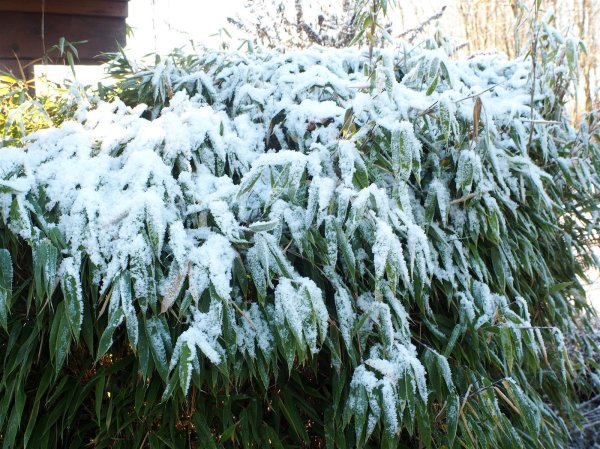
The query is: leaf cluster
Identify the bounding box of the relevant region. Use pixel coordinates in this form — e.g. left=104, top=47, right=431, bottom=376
left=1, top=22, right=599, bottom=449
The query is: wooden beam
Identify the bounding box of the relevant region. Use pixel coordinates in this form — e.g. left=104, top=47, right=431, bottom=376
left=0, top=12, right=126, bottom=61
left=0, top=0, right=128, bottom=18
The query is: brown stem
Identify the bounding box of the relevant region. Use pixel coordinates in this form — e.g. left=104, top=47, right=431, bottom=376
left=527, top=1, right=540, bottom=153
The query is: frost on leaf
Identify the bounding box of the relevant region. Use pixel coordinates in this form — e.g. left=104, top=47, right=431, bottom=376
left=338, top=140, right=358, bottom=186
left=60, top=257, right=84, bottom=338
left=274, top=277, right=329, bottom=355
left=389, top=121, right=421, bottom=182
left=234, top=303, right=274, bottom=359
left=455, top=150, right=482, bottom=193
left=0, top=249, right=13, bottom=329
left=170, top=300, right=225, bottom=387
left=333, top=281, right=356, bottom=349
left=347, top=342, right=428, bottom=439
left=373, top=220, right=410, bottom=292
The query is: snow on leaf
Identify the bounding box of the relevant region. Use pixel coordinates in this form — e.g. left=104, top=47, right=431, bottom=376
left=333, top=282, right=355, bottom=349
left=0, top=41, right=593, bottom=449
left=455, top=150, right=482, bottom=193
left=273, top=276, right=329, bottom=355
left=0, top=249, right=13, bottom=329
left=389, top=121, right=420, bottom=181
left=171, top=299, right=225, bottom=371
left=60, top=257, right=83, bottom=339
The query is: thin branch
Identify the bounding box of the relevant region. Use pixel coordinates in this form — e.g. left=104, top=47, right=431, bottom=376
left=521, top=119, right=562, bottom=124
left=397, top=6, right=447, bottom=44
left=230, top=299, right=257, bottom=330
left=301, top=23, right=324, bottom=45
left=451, top=192, right=478, bottom=205
left=454, top=82, right=506, bottom=103
left=527, top=2, right=540, bottom=152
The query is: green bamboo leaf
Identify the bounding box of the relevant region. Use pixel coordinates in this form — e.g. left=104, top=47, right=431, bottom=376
left=263, top=425, right=285, bottom=449
left=192, top=413, right=219, bottom=449
left=426, top=73, right=439, bottom=95
left=444, top=324, right=463, bottom=356
left=49, top=301, right=71, bottom=373
left=178, top=343, right=193, bottom=395
left=491, top=247, right=506, bottom=292
left=416, top=402, right=432, bottom=449
left=447, top=393, right=459, bottom=448
left=237, top=167, right=263, bottom=197
left=221, top=422, right=237, bottom=441
left=119, top=272, right=139, bottom=348
left=137, top=320, right=150, bottom=378
left=0, top=248, right=12, bottom=330
left=3, top=382, right=25, bottom=448
left=424, top=188, right=437, bottom=227
left=61, top=267, right=82, bottom=340
left=23, top=368, right=52, bottom=448
left=325, top=406, right=336, bottom=449
left=353, top=157, right=369, bottom=188
left=249, top=219, right=279, bottom=232
left=146, top=316, right=171, bottom=381
left=97, top=308, right=124, bottom=361
left=95, top=375, right=105, bottom=424
left=335, top=222, right=356, bottom=281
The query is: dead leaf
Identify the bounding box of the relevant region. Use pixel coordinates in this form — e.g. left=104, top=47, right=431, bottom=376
left=473, top=96, right=482, bottom=142
left=161, top=263, right=190, bottom=313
